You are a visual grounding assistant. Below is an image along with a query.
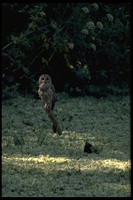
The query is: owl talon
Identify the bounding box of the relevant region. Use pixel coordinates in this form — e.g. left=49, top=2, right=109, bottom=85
left=43, top=104, right=51, bottom=113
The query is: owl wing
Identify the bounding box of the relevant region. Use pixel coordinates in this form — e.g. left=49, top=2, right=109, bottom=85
left=51, top=84, right=57, bottom=110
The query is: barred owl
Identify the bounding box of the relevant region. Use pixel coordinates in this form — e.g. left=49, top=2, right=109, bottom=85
left=38, top=74, right=57, bottom=111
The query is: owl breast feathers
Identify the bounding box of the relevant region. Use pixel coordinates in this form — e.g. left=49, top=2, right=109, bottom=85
left=38, top=74, right=57, bottom=110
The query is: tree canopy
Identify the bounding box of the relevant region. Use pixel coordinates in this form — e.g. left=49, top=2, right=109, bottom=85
left=2, top=3, right=131, bottom=98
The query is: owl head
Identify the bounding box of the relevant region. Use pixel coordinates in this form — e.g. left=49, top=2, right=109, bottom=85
left=39, top=74, right=52, bottom=85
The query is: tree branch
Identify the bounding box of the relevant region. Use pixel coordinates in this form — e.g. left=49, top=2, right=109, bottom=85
left=45, top=109, right=62, bottom=135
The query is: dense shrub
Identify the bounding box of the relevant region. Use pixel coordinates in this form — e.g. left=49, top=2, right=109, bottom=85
left=2, top=3, right=131, bottom=97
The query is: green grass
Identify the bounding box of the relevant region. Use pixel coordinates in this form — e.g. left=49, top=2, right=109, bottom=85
left=2, top=93, right=131, bottom=197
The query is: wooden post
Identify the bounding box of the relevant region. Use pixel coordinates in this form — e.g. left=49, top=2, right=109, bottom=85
left=45, top=108, right=62, bottom=135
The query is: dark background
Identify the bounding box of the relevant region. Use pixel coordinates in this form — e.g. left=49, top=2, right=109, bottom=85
left=2, top=3, right=131, bottom=99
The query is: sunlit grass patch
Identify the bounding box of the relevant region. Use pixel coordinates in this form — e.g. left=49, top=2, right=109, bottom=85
left=2, top=93, right=131, bottom=197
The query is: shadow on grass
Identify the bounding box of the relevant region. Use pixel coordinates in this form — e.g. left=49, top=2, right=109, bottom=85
left=2, top=151, right=130, bottom=197
left=2, top=95, right=131, bottom=196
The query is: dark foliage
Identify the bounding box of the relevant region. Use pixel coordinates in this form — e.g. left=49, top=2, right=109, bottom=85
left=2, top=3, right=131, bottom=98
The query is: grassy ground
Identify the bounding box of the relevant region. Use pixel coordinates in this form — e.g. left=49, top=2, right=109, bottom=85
left=2, top=93, right=131, bottom=197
